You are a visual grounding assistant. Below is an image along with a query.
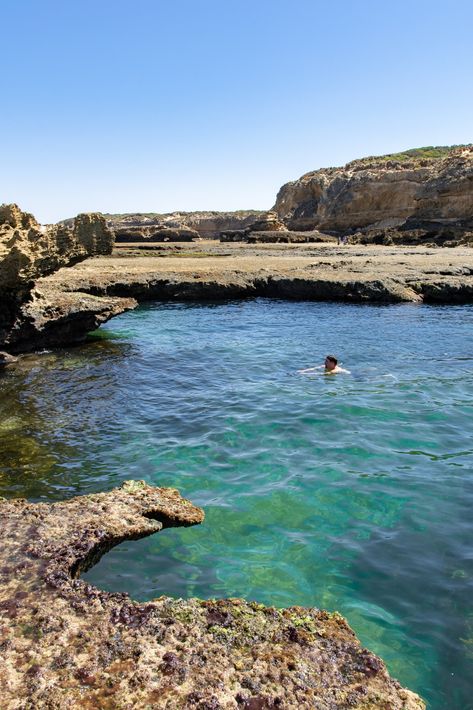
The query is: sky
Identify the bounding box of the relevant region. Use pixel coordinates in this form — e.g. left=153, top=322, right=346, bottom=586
left=2, top=0, right=472, bottom=223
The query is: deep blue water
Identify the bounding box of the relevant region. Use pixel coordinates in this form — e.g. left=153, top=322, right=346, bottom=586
left=1, top=300, right=473, bottom=709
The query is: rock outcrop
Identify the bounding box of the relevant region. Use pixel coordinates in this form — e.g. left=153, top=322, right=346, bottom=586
left=106, top=210, right=279, bottom=240
left=219, top=212, right=288, bottom=241
left=221, top=230, right=331, bottom=244
left=274, top=146, right=473, bottom=244
left=113, top=224, right=201, bottom=243
left=0, top=480, right=424, bottom=709
left=0, top=204, right=136, bottom=353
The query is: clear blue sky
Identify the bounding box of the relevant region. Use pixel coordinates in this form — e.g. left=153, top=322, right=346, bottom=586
left=2, top=0, right=472, bottom=223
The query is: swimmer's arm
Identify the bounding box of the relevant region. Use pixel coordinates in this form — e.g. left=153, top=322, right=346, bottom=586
left=297, top=365, right=324, bottom=373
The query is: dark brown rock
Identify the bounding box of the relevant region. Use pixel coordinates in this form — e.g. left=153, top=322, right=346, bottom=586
left=114, top=224, right=201, bottom=242
left=221, top=230, right=333, bottom=244
left=0, top=351, right=17, bottom=367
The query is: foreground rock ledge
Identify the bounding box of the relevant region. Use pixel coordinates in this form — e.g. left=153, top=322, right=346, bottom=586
left=0, top=482, right=424, bottom=709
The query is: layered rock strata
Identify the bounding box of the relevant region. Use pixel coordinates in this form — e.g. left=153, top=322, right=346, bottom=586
left=274, top=146, right=473, bottom=243
left=0, top=480, right=424, bottom=709
left=106, top=210, right=284, bottom=240
left=0, top=204, right=136, bottom=353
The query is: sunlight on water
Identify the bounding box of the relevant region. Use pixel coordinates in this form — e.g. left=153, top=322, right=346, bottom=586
left=1, top=300, right=473, bottom=709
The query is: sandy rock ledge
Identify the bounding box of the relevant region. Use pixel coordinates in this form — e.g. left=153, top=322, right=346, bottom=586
left=0, top=481, right=424, bottom=709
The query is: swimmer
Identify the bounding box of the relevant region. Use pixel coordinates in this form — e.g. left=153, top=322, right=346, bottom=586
left=298, top=355, right=350, bottom=375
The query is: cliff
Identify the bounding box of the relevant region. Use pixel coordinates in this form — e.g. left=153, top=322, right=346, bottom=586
left=273, top=145, right=473, bottom=243
left=0, top=480, right=424, bottom=709
left=0, top=204, right=136, bottom=354
left=104, top=210, right=286, bottom=240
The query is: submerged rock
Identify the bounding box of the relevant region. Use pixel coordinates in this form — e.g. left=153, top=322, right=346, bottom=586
left=0, top=481, right=424, bottom=708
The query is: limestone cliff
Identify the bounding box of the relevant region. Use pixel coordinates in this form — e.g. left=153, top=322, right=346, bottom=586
left=273, top=145, right=473, bottom=243
left=0, top=204, right=135, bottom=353
left=105, top=210, right=285, bottom=240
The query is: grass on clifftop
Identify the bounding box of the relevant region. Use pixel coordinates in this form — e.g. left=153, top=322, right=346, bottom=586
left=355, top=144, right=470, bottom=164
left=299, top=144, right=471, bottom=180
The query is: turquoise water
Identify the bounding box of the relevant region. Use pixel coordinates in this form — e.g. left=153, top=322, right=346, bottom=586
left=1, top=300, right=473, bottom=708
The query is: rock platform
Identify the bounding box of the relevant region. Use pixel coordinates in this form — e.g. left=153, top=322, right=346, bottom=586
left=0, top=481, right=424, bottom=709
left=44, top=241, right=473, bottom=306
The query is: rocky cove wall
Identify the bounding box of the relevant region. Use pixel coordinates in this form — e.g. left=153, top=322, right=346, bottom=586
left=0, top=204, right=136, bottom=354
left=273, top=146, right=473, bottom=238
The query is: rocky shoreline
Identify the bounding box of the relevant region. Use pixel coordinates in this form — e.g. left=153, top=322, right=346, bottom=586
left=44, top=240, right=473, bottom=304
left=0, top=480, right=424, bottom=709
left=2, top=145, right=473, bottom=354
left=3, top=237, right=473, bottom=355
left=1, top=145, right=472, bottom=706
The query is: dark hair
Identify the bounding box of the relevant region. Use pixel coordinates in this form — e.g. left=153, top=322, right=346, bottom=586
left=326, top=355, right=338, bottom=365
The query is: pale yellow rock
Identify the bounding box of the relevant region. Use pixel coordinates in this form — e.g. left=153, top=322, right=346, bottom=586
left=274, top=146, right=473, bottom=234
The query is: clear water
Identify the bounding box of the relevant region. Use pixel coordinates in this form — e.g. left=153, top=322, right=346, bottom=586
left=1, top=300, right=473, bottom=709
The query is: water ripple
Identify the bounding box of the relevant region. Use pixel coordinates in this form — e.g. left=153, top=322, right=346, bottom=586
left=1, top=300, right=473, bottom=708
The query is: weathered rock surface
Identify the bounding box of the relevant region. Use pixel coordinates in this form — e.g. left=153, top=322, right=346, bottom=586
left=218, top=213, right=290, bottom=242
left=114, top=224, right=201, bottom=243
left=274, top=146, right=473, bottom=244
left=6, top=286, right=136, bottom=352
left=0, top=350, right=17, bottom=367
left=105, top=210, right=279, bottom=240
left=45, top=241, right=473, bottom=305
left=0, top=204, right=114, bottom=289
left=221, top=230, right=333, bottom=244
left=0, top=204, right=136, bottom=353
left=0, top=480, right=424, bottom=709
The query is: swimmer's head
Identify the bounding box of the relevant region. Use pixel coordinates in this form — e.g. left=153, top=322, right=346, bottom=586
left=325, top=355, right=338, bottom=371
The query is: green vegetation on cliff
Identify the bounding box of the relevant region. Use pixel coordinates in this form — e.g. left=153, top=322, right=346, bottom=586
left=352, top=144, right=470, bottom=166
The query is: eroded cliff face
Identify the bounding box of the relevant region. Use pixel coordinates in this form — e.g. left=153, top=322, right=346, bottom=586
left=106, top=210, right=286, bottom=240
left=0, top=204, right=114, bottom=288
left=273, top=146, right=473, bottom=239
left=0, top=204, right=135, bottom=354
